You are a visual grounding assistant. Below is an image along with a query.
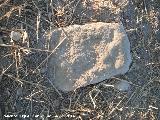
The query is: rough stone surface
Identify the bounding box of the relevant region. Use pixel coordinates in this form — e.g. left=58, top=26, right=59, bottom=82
left=47, top=22, right=131, bottom=92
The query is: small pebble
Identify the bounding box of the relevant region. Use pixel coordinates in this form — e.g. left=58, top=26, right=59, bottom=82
left=10, top=31, right=22, bottom=41
left=114, top=80, right=131, bottom=91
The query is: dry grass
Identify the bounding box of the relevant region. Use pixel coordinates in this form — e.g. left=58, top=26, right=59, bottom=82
left=0, top=0, right=160, bottom=120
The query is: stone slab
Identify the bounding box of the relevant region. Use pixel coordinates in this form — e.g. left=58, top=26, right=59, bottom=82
left=47, top=22, right=131, bottom=91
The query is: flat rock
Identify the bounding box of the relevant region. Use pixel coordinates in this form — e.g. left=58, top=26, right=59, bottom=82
left=47, top=22, right=131, bottom=92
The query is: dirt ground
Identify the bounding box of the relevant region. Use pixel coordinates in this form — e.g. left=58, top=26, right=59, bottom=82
left=0, top=0, right=160, bottom=120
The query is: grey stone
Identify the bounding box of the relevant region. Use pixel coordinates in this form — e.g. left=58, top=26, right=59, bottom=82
left=47, top=22, right=131, bottom=92
left=114, top=80, right=131, bottom=91
left=10, top=31, right=22, bottom=42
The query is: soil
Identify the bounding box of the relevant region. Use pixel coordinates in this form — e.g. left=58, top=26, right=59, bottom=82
left=0, top=0, right=160, bottom=120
